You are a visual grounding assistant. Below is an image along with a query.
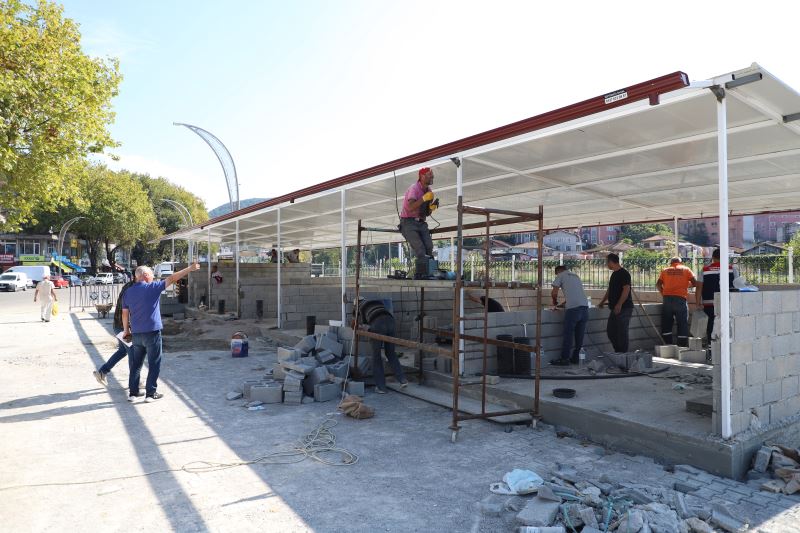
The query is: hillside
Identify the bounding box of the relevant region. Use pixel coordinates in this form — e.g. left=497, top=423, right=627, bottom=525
left=208, top=198, right=268, bottom=218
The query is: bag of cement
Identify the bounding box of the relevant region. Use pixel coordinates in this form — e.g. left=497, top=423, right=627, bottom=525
left=338, top=394, right=374, bottom=419
left=490, top=469, right=543, bottom=495
left=690, top=310, right=708, bottom=338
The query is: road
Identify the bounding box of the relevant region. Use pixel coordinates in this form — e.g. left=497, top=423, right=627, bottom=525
left=0, top=283, right=68, bottom=315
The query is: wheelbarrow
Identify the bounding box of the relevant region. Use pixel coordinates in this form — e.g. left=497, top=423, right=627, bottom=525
left=95, top=303, right=113, bottom=318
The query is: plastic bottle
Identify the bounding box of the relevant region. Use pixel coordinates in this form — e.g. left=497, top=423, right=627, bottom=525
left=578, top=347, right=586, bottom=367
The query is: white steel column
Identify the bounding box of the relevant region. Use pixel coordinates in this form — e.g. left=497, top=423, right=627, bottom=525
left=717, top=92, right=733, bottom=439
left=171, top=238, right=175, bottom=263
left=277, top=208, right=282, bottom=329
left=207, top=228, right=212, bottom=309
left=456, top=162, right=465, bottom=375
left=235, top=220, right=240, bottom=318
left=340, top=189, right=347, bottom=324
left=674, top=216, right=680, bottom=256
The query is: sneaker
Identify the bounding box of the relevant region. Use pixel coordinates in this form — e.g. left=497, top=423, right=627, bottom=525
left=145, top=392, right=164, bottom=403
left=127, top=392, right=143, bottom=402
left=550, top=359, right=571, bottom=367
left=399, top=380, right=409, bottom=388
left=375, top=388, right=387, bottom=394
left=93, top=370, right=107, bottom=387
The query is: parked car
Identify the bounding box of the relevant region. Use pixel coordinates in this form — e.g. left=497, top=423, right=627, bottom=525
left=51, top=275, right=70, bottom=289
left=113, top=272, right=129, bottom=283
left=0, top=272, right=29, bottom=292
left=93, top=273, right=114, bottom=285
left=66, top=275, right=83, bottom=287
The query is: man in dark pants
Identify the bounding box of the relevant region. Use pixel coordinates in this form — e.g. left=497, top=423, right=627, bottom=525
left=598, top=253, right=633, bottom=353
left=357, top=299, right=408, bottom=394
left=551, top=265, right=589, bottom=365
left=399, top=167, right=436, bottom=280
left=695, top=248, right=738, bottom=345
left=122, top=262, right=199, bottom=402
left=93, top=279, right=135, bottom=386
left=656, top=257, right=696, bottom=346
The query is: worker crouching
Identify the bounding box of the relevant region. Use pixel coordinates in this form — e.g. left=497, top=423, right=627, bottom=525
left=356, top=298, right=408, bottom=394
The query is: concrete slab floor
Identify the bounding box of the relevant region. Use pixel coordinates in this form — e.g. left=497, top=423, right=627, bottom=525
left=0, top=290, right=798, bottom=532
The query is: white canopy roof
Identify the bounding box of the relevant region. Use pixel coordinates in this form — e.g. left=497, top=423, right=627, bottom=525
left=164, top=63, right=800, bottom=250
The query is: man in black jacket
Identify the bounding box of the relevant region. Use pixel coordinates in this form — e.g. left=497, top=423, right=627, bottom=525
left=93, top=280, right=135, bottom=386
left=356, top=298, right=408, bottom=394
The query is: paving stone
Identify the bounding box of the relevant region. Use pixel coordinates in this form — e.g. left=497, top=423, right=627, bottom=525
left=515, top=496, right=560, bottom=526
left=225, top=391, right=242, bottom=400
left=685, top=517, right=715, bottom=533
left=675, top=464, right=706, bottom=475
left=674, top=480, right=702, bottom=493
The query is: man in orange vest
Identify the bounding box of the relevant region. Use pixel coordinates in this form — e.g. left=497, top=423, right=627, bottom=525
left=656, top=257, right=697, bottom=346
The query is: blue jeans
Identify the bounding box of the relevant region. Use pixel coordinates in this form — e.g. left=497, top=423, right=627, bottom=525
left=561, top=306, right=589, bottom=361
left=99, top=327, right=131, bottom=375
left=129, top=330, right=162, bottom=395
left=369, top=315, right=406, bottom=390
left=661, top=295, right=689, bottom=346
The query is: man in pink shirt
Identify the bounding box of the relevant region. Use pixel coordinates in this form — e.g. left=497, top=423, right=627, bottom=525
left=400, top=167, right=436, bottom=279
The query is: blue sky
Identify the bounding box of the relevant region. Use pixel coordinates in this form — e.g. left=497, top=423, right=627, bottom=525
left=61, top=0, right=800, bottom=209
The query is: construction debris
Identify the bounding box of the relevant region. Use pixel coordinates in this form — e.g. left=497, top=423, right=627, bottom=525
left=747, top=443, right=800, bottom=495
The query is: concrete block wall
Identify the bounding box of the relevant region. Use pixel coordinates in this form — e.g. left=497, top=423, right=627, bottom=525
left=459, top=305, right=663, bottom=375
left=714, top=289, right=800, bottom=436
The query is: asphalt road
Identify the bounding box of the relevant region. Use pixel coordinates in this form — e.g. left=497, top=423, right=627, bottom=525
left=0, top=283, right=66, bottom=316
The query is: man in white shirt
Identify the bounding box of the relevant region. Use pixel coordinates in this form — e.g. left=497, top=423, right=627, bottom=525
left=33, top=273, right=58, bottom=322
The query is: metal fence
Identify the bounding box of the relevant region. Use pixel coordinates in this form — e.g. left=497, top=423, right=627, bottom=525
left=68, top=283, right=122, bottom=311
left=314, top=254, right=799, bottom=290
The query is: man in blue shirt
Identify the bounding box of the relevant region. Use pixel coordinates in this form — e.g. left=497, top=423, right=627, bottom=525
left=122, top=263, right=199, bottom=402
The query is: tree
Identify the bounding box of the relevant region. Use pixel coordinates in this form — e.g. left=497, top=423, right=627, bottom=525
left=619, top=223, right=673, bottom=244
left=69, top=166, right=159, bottom=272
left=0, top=0, right=122, bottom=230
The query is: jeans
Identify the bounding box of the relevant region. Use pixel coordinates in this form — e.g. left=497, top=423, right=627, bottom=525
left=368, top=315, right=406, bottom=390
left=129, top=330, right=163, bottom=395
left=607, top=307, right=633, bottom=353
left=561, top=306, right=589, bottom=361
left=661, top=295, right=689, bottom=346
left=704, top=306, right=715, bottom=344
left=399, top=218, right=433, bottom=278
left=99, top=327, right=130, bottom=375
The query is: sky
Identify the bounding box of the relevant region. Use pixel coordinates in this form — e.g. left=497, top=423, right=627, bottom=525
left=60, top=0, right=800, bottom=210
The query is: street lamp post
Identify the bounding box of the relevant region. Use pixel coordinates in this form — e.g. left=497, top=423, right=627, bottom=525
left=57, top=217, right=84, bottom=274
left=162, top=199, right=194, bottom=262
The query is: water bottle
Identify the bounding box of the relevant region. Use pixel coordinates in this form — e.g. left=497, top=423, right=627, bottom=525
left=587, top=296, right=592, bottom=308
left=579, top=347, right=586, bottom=367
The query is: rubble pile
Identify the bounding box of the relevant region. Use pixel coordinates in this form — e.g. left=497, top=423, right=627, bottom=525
left=747, top=444, right=800, bottom=495
left=482, top=463, right=749, bottom=532
left=226, top=325, right=365, bottom=407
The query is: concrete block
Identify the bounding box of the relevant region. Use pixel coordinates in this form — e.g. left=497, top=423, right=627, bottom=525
left=337, top=326, right=355, bottom=341
left=272, top=363, right=286, bottom=380
left=282, top=376, right=303, bottom=392
left=345, top=381, right=365, bottom=396
left=314, top=382, right=341, bottom=402
left=756, top=314, right=776, bottom=338
left=315, top=349, right=337, bottom=364
left=781, top=290, right=800, bottom=312
left=730, top=342, right=753, bottom=365
left=732, top=365, right=746, bottom=390
left=242, top=380, right=264, bottom=400
left=516, top=496, right=561, bottom=526
left=762, top=291, right=781, bottom=313
left=763, top=380, right=782, bottom=404
left=776, top=312, right=794, bottom=335
left=688, top=337, right=704, bottom=350
left=294, top=335, right=316, bottom=354
left=326, top=361, right=348, bottom=378
left=437, top=356, right=453, bottom=374
left=277, top=347, right=299, bottom=361
left=781, top=375, right=800, bottom=400
left=283, top=391, right=302, bottom=405
left=314, top=324, right=330, bottom=335
left=250, top=383, right=283, bottom=404
left=752, top=336, right=771, bottom=361
left=733, top=315, right=755, bottom=341
left=280, top=360, right=316, bottom=375
left=299, top=356, right=320, bottom=368
left=655, top=345, right=678, bottom=358
left=745, top=360, right=766, bottom=386
left=316, top=334, right=343, bottom=357
left=679, top=349, right=706, bottom=364
left=766, top=357, right=786, bottom=382
left=742, top=385, right=763, bottom=410
left=753, top=446, right=773, bottom=473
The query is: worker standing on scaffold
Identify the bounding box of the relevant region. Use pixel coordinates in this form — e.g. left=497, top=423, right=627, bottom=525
left=400, top=167, right=438, bottom=280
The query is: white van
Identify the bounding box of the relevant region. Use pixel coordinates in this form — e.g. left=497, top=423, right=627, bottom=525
left=0, top=272, right=29, bottom=292
left=154, top=262, right=175, bottom=278
left=6, top=265, right=50, bottom=286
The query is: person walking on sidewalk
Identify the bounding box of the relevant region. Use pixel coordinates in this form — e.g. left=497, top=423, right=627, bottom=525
left=550, top=265, right=589, bottom=366
left=122, top=263, right=200, bottom=402
left=598, top=253, right=633, bottom=353
left=33, top=273, right=57, bottom=322
left=93, top=280, right=136, bottom=386
left=656, top=257, right=697, bottom=346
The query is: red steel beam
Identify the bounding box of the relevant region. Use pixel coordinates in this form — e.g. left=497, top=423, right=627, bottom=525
left=189, top=71, right=689, bottom=231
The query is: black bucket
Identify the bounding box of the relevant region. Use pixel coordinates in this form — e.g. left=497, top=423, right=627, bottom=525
left=513, top=337, right=533, bottom=376
left=306, top=316, right=316, bottom=336
left=496, top=334, right=514, bottom=375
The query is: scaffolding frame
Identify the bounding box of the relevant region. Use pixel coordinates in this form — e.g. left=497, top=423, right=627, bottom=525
left=350, top=195, right=544, bottom=441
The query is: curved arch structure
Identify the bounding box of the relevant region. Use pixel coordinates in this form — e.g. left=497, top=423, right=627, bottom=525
left=173, top=122, right=239, bottom=212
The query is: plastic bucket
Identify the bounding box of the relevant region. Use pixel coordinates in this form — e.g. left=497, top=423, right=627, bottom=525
left=496, top=334, right=514, bottom=374
left=231, top=331, right=249, bottom=358
left=513, top=337, right=533, bottom=376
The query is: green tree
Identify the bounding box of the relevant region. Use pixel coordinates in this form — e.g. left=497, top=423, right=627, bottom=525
left=619, top=223, right=673, bottom=244
left=0, top=0, right=121, bottom=229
